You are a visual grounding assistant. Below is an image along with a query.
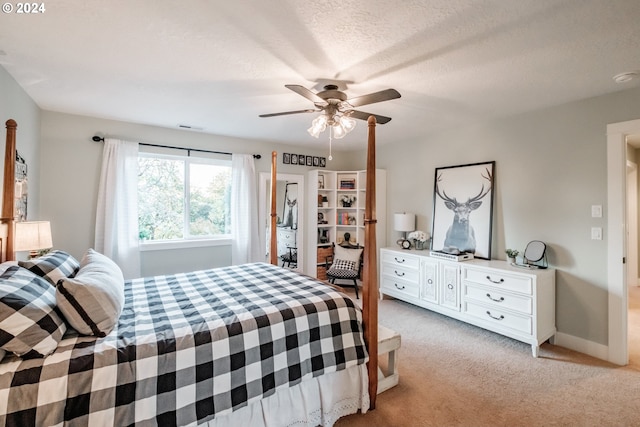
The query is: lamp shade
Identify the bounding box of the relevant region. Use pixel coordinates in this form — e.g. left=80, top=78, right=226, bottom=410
left=14, top=221, right=53, bottom=252
left=394, top=213, right=415, bottom=232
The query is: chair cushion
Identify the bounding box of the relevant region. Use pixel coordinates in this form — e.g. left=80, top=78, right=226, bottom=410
left=327, top=265, right=359, bottom=279
left=334, top=245, right=363, bottom=264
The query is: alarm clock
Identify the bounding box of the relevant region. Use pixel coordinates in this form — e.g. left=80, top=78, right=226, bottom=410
left=396, top=238, right=412, bottom=249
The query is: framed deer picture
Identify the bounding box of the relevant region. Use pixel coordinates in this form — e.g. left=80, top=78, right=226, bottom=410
left=431, top=161, right=495, bottom=260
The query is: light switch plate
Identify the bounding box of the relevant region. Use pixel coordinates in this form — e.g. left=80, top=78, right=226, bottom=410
left=591, top=205, right=602, bottom=218
left=591, top=227, right=602, bottom=240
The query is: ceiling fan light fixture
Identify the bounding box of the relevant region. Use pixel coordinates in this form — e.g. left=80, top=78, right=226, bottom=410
left=307, top=115, right=328, bottom=138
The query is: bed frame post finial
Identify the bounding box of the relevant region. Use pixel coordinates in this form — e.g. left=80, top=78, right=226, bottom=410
left=363, top=115, right=379, bottom=407
left=2, top=119, right=18, bottom=262
left=269, top=151, right=278, bottom=265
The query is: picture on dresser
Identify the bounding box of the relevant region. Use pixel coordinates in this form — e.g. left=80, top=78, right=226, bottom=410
left=431, top=161, right=495, bottom=260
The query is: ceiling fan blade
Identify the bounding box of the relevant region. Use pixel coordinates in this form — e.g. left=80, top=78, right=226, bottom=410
left=348, top=110, right=392, bottom=124
left=259, top=109, right=318, bottom=118
left=346, top=88, right=401, bottom=108
left=285, top=84, right=328, bottom=105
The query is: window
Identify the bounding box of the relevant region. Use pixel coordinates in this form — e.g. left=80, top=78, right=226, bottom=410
left=138, top=152, right=232, bottom=242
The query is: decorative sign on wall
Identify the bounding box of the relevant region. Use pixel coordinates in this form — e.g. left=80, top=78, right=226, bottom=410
left=282, top=152, right=326, bottom=168
left=15, top=151, right=27, bottom=221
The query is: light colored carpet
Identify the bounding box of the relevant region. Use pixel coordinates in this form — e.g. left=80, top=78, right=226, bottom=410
left=335, top=286, right=640, bottom=427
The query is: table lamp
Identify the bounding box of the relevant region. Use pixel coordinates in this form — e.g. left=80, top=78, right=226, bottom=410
left=394, top=212, right=415, bottom=249
left=14, top=221, right=53, bottom=258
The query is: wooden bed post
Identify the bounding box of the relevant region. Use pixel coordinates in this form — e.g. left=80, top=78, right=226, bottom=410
left=269, top=151, right=278, bottom=265
left=362, top=116, right=379, bottom=407
left=2, top=119, right=17, bottom=262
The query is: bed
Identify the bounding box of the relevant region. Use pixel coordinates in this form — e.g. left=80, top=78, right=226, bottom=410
left=0, top=118, right=380, bottom=426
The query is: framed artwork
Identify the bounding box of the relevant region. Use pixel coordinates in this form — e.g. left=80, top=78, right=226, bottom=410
left=306, top=155, right=312, bottom=166
left=15, top=151, right=27, bottom=221
left=298, top=154, right=305, bottom=165
left=431, top=161, right=495, bottom=260
left=318, top=174, right=325, bottom=189
left=283, top=153, right=291, bottom=164
left=291, top=154, right=298, bottom=165
left=320, top=157, right=326, bottom=168
left=313, top=156, right=319, bottom=167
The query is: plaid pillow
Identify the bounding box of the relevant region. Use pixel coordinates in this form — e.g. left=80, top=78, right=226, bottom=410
left=332, top=259, right=357, bottom=271
left=19, top=250, right=80, bottom=286
left=0, top=266, right=67, bottom=358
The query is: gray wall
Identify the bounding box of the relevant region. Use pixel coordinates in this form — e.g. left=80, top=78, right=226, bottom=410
left=343, top=87, right=640, bottom=346
left=0, top=66, right=41, bottom=222
left=38, top=110, right=354, bottom=276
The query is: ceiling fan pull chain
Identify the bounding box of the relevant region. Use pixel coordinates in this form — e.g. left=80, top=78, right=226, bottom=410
left=328, top=127, right=333, bottom=161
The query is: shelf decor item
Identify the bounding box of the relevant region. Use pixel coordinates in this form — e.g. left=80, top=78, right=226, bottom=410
left=340, top=194, right=356, bottom=207
left=431, top=161, right=495, bottom=260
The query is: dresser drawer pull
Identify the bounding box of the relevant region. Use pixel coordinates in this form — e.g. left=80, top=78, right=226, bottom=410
left=486, top=275, right=505, bottom=284
left=447, top=283, right=454, bottom=290
left=486, top=293, right=505, bottom=302
left=486, top=311, right=505, bottom=321
left=394, top=257, right=406, bottom=264
left=394, top=283, right=406, bottom=290
left=394, top=270, right=405, bottom=277
left=427, top=279, right=433, bottom=284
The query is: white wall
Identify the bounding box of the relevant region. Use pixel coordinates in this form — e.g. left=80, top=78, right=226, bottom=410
left=343, top=87, right=640, bottom=348
left=38, top=110, right=354, bottom=276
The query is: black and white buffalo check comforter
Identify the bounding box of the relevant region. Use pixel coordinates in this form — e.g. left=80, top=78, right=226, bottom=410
left=0, top=262, right=368, bottom=426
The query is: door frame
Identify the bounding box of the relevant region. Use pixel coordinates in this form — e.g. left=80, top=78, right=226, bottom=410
left=607, top=118, right=640, bottom=365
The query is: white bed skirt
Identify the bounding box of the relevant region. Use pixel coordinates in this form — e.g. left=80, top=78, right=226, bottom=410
left=201, top=364, right=369, bottom=427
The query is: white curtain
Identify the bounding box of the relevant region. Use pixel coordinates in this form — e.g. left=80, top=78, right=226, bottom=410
left=231, top=154, right=261, bottom=264
left=95, top=138, right=141, bottom=279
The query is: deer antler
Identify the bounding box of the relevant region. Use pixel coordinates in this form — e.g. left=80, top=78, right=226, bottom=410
left=467, top=167, right=493, bottom=203
left=435, top=173, right=457, bottom=204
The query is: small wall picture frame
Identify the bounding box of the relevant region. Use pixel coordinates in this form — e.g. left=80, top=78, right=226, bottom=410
left=306, top=155, right=312, bottom=166
left=291, top=154, right=298, bottom=165
left=313, top=156, right=319, bottom=167
left=318, top=174, right=325, bottom=189
left=320, top=157, right=326, bottom=168
left=283, top=153, right=291, bottom=164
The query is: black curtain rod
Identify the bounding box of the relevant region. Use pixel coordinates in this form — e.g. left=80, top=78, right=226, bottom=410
left=92, top=136, right=261, bottom=159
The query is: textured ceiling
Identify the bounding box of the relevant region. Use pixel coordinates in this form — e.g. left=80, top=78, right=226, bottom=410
left=1, top=0, right=639, bottom=150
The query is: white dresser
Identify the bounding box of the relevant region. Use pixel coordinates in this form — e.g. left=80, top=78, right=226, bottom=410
left=380, top=247, right=556, bottom=357
left=277, top=227, right=297, bottom=258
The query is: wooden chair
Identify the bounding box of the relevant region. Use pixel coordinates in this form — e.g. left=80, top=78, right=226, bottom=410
left=325, top=243, right=364, bottom=299
left=281, top=247, right=297, bottom=268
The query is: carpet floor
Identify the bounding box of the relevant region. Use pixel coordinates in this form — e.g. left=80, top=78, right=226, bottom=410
left=335, top=285, right=640, bottom=427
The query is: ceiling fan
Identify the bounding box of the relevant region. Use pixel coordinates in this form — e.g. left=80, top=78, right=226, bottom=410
left=259, top=84, right=401, bottom=138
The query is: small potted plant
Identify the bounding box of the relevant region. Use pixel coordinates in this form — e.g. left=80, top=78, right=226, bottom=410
left=505, top=249, right=519, bottom=263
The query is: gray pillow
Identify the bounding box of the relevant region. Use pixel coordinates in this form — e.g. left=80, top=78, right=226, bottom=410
left=56, top=249, right=124, bottom=337
left=0, top=266, right=67, bottom=358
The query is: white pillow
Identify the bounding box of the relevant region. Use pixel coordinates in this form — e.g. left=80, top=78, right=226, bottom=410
left=333, top=244, right=363, bottom=264
left=56, top=249, right=124, bottom=337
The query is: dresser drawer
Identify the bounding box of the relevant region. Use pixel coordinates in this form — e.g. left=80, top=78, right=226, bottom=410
left=464, top=284, right=533, bottom=315
left=381, top=250, right=420, bottom=270
left=464, top=301, right=532, bottom=335
left=463, top=268, right=532, bottom=295
left=381, top=262, right=420, bottom=283
left=278, top=229, right=296, bottom=244
left=381, top=276, right=419, bottom=299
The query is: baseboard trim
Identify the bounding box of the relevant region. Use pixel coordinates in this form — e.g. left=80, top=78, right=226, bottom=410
left=554, top=332, right=609, bottom=362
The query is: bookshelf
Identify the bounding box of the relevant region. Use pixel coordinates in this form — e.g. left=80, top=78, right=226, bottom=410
left=306, top=169, right=386, bottom=279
